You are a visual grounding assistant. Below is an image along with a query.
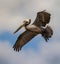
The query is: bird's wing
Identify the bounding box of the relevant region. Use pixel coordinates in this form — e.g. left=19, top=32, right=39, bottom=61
left=13, top=30, right=38, bottom=51
left=41, top=26, right=53, bottom=41
left=46, top=26, right=53, bottom=37
left=33, top=11, right=51, bottom=27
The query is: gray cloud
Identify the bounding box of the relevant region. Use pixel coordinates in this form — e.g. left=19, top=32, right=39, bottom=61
left=0, top=41, right=60, bottom=64
left=0, top=0, right=59, bottom=33
left=0, top=0, right=60, bottom=64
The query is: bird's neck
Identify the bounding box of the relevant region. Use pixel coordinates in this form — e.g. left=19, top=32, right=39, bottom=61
left=25, top=24, right=29, bottom=27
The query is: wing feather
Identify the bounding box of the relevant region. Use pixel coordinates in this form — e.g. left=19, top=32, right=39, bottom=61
left=13, top=30, right=38, bottom=51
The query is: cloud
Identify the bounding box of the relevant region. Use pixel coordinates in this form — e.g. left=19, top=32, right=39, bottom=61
left=0, top=41, right=42, bottom=64
left=0, top=0, right=60, bottom=64
left=40, top=42, right=60, bottom=64
left=0, top=41, right=60, bottom=64
left=0, top=0, right=59, bottom=33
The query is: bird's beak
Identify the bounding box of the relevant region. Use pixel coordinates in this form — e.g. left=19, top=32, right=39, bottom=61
left=13, top=23, right=25, bottom=34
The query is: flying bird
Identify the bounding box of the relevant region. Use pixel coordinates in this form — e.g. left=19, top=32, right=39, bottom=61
left=13, top=10, right=53, bottom=51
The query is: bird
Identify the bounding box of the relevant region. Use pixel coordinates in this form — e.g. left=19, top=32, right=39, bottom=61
left=13, top=10, right=53, bottom=51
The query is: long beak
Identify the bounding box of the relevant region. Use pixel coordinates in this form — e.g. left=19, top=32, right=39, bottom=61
left=13, top=23, right=25, bottom=34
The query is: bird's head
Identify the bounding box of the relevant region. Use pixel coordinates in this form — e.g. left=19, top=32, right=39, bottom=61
left=13, top=19, right=31, bottom=34
left=23, top=19, right=31, bottom=26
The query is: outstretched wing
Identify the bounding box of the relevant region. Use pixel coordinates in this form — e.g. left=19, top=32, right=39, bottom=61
left=13, top=30, right=38, bottom=51
left=33, top=11, right=51, bottom=28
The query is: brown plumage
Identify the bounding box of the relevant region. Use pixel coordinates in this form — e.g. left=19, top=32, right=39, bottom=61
left=13, top=10, right=53, bottom=51
left=41, top=26, right=53, bottom=41
left=13, top=31, right=38, bottom=51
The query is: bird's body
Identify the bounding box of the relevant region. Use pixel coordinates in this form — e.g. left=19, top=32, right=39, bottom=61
left=13, top=10, right=53, bottom=51
left=13, top=24, right=42, bottom=51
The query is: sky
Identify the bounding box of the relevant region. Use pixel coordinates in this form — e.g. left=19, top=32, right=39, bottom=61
left=0, top=0, right=60, bottom=64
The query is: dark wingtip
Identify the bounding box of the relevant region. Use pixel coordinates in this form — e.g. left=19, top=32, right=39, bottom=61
left=13, top=46, right=22, bottom=52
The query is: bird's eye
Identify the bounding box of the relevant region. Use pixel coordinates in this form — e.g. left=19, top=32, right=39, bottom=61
left=23, top=21, right=29, bottom=24
left=26, top=22, right=29, bottom=24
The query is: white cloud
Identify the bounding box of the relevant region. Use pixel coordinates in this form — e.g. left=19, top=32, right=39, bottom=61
left=0, top=41, right=42, bottom=64
left=0, top=41, right=60, bottom=64
left=0, top=0, right=60, bottom=64
left=0, top=0, right=59, bottom=34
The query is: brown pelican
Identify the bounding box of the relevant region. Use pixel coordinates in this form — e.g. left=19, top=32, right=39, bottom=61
left=13, top=11, right=53, bottom=51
